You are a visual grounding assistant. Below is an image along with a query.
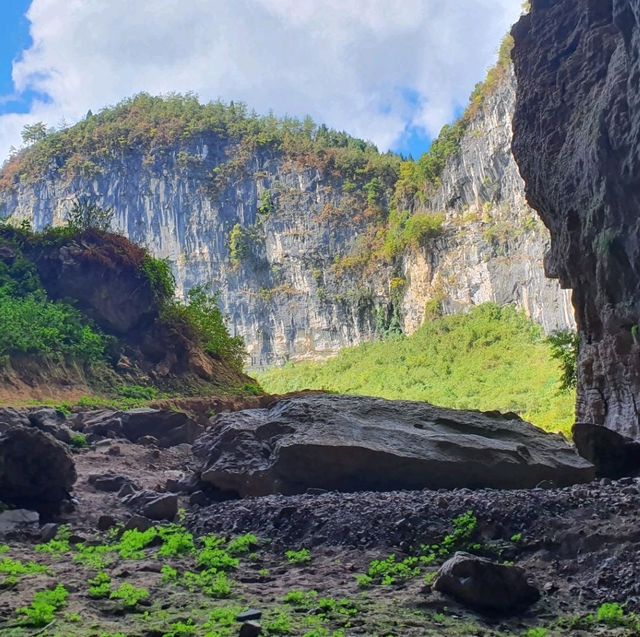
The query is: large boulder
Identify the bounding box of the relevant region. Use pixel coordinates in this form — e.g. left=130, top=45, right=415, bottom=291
left=433, top=551, right=540, bottom=614
left=121, top=408, right=203, bottom=448
left=193, top=395, right=594, bottom=496
left=0, top=426, right=77, bottom=513
left=573, top=422, right=640, bottom=478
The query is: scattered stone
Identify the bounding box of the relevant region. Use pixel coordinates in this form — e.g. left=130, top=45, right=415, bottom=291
left=0, top=408, right=30, bottom=433
left=236, top=609, right=262, bottom=622
left=433, top=552, right=540, bottom=614
left=0, top=508, right=39, bottom=534
left=189, top=490, right=209, bottom=506
left=107, top=445, right=122, bottom=457
left=124, top=490, right=178, bottom=521
left=138, top=435, right=158, bottom=447
left=123, top=515, right=154, bottom=532
left=0, top=426, right=77, bottom=513
left=88, top=473, right=136, bottom=493
left=79, top=411, right=123, bottom=439
left=194, top=395, right=594, bottom=496
left=28, top=408, right=74, bottom=444
left=39, top=522, right=59, bottom=542
left=97, top=515, right=118, bottom=531
left=118, top=483, right=137, bottom=499
left=121, top=408, right=203, bottom=448
left=239, top=621, right=261, bottom=637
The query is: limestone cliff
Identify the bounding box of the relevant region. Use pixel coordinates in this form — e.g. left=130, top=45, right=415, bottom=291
left=0, top=67, right=574, bottom=369
left=512, top=0, right=640, bottom=438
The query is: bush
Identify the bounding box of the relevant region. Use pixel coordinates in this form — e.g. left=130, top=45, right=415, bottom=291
left=163, top=286, right=246, bottom=371
left=0, top=289, right=106, bottom=362
left=141, top=254, right=176, bottom=301
left=66, top=198, right=114, bottom=232
left=547, top=330, right=579, bottom=390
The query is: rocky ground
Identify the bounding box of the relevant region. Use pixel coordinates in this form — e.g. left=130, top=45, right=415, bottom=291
left=1, top=400, right=640, bottom=636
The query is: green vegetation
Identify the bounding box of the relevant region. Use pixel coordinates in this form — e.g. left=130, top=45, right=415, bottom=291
left=547, top=330, right=579, bottom=391
left=66, top=198, right=114, bottom=232
left=285, top=548, right=312, bottom=565
left=363, top=511, right=478, bottom=586
left=17, top=584, right=69, bottom=626
left=258, top=304, right=576, bottom=435
left=110, top=582, right=150, bottom=609
left=162, top=285, right=246, bottom=371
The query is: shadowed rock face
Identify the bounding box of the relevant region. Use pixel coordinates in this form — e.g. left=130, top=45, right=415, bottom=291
left=512, top=0, right=640, bottom=439
left=193, top=395, right=594, bottom=496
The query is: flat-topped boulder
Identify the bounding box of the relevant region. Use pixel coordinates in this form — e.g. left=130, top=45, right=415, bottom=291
left=193, top=395, right=594, bottom=496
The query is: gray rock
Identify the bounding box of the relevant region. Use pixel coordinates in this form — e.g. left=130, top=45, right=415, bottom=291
left=118, top=483, right=137, bottom=499
left=193, top=395, right=595, bottom=496
left=40, top=522, right=58, bottom=542
left=97, top=515, right=118, bottom=531
left=433, top=551, right=540, bottom=613
left=88, top=473, right=135, bottom=493
left=121, top=409, right=203, bottom=448
left=573, top=423, right=640, bottom=479
left=123, top=515, right=154, bottom=532
left=0, top=408, right=30, bottom=433
left=0, top=508, right=39, bottom=534
left=0, top=426, right=77, bottom=513
left=28, top=408, right=73, bottom=444
left=236, top=610, right=262, bottom=622
left=239, top=621, right=261, bottom=637
left=124, top=490, right=178, bottom=521
left=80, top=411, right=123, bottom=439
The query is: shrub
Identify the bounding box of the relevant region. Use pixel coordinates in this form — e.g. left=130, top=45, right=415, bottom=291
left=229, top=223, right=249, bottom=266
left=141, top=254, right=175, bottom=301
left=66, top=197, right=114, bottom=232
left=547, top=330, right=579, bottom=390
left=162, top=285, right=246, bottom=371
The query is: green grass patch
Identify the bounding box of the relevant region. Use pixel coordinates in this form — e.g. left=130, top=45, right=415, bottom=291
left=258, top=304, right=575, bottom=435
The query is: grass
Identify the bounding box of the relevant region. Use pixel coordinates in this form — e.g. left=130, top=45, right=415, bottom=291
left=258, top=304, right=575, bottom=435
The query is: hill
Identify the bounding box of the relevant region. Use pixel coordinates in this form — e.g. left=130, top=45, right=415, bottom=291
left=258, top=304, right=575, bottom=435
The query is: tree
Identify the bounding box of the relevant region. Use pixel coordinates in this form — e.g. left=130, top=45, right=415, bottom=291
left=21, top=122, right=48, bottom=145
left=66, top=198, right=114, bottom=232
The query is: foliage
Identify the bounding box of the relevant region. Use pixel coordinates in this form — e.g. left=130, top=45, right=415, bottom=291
left=547, top=330, right=579, bottom=391
left=66, top=198, right=114, bottom=232
left=142, top=254, right=176, bottom=301
left=35, top=525, right=71, bottom=554
left=88, top=571, right=112, bottom=599
left=381, top=210, right=444, bottom=260
left=228, top=223, right=249, bottom=266
left=21, top=121, right=49, bottom=145
left=162, top=285, right=246, bottom=370
left=259, top=304, right=576, bottom=435
left=595, top=602, right=626, bottom=626
left=157, top=525, right=195, bottom=557
left=227, top=533, right=259, bottom=556
left=110, top=582, right=150, bottom=608
left=17, top=584, right=69, bottom=626
left=258, top=190, right=275, bottom=216
left=69, top=433, right=89, bottom=448
left=285, top=548, right=312, bottom=565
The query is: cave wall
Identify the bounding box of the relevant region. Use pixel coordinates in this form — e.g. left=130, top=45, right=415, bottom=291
left=512, top=0, right=640, bottom=438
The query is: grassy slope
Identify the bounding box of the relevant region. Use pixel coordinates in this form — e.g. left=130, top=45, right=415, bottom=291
left=258, top=304, right=575, bottom=436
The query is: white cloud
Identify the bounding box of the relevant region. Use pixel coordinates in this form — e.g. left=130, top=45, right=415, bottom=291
left=0, top=0, right=523, bottom=163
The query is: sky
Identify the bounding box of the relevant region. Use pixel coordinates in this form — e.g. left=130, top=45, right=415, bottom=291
left=0, top=0, right=523, bottom=164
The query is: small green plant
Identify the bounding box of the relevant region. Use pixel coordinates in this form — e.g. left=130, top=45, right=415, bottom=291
left=0, top=557, right=48, bottom=577
left=110, top=582, right=149, bottom=609
left=158, top=525, right=195, bottom=557
left=88, top=571, right=112, bottom=599
left=183, top=569, right=232, bottom=598
left=227, top=533, right=259, bottom=556
left=525, top=628, right=549, bottom=637
left=35, top=525, right=71, bottom=554
left=283, top=590, right=318, bottom=607
left=161, top=565, right=179, bottom=583
left=258, top=190, right=275, bottom=216
left=196, top=546, right=239, bottom=572
left=596, top=602, right=626, bottom=626
left=511, top=532, right=523, bottom=543
left=116, top=527, right=158, bottom=559
left=141, top=254, right=175, bottom=301
left=285, top=548, right=312, bottom=565
left=355, top=574, right=373, bottom=589
left=263, top=608, right=293, bottom=635
left=69, top=433, right=88, bottom=448
left=17, top=584, right=69, bottom=626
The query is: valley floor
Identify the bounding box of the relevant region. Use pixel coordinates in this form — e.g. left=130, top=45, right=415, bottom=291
left=2, top=434, right=639, bottom=637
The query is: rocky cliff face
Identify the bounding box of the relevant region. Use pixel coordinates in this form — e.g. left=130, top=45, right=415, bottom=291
left=512, top=0, right=640, bottom=438
left=0, top=69, right=573, bottom=369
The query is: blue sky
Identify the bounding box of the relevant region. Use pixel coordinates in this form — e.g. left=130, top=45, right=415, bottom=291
left=0, top=1, right=523, bottom=162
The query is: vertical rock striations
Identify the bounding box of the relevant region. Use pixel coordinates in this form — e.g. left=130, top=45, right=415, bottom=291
left=512, top=0, right=640, bottom=438
left=0, top=67, right=574, bottom=369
